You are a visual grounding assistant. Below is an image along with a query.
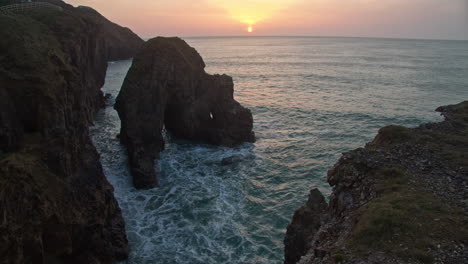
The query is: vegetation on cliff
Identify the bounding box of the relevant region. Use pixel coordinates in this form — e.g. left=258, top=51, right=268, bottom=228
left=285, top=101, right=468, bottom=264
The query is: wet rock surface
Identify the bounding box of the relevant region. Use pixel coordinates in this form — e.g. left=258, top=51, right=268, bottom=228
left=0, top=1, right=143, bottom=263
left=115, top=37, right=255, bottom=189
left=284, top=101, right=468, bottom=264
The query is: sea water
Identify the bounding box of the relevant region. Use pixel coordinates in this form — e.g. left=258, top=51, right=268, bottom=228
left=90, top=37, right=468, bottom=264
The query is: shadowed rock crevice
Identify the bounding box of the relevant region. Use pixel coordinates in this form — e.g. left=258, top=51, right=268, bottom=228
left=115, top=37, right=255, bottom=189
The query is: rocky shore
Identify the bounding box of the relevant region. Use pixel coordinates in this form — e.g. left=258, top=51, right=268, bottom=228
left=1, top=1, right=466, bottom=263
left=115, top=37, right=255, bottom=189
left=0, top=1, right=143, bottom=263
left=284, top=101, right=468, bottom=264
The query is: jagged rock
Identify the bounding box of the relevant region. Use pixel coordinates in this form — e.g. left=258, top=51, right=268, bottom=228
left=115, top=37, right=255, bottom=189
left=284, top=189, right=327, bottom=264
left=0, top=2, right=143, bottom=263
left=284, top=101, right=468, bottom=264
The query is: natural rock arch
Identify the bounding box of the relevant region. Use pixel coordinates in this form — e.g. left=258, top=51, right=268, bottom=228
left=115, top=37, right=255, bottom=189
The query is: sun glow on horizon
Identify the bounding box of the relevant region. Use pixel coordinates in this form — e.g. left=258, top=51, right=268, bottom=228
left=209, top=0, right=299, bottom=32
left=64, top=0, right=468, bottom=40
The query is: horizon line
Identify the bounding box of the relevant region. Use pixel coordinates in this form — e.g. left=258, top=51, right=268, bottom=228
left=140, top=35, right=468, bottom=42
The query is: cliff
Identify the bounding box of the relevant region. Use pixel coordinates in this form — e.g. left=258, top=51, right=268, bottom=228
left=115, top=37, right=255, bottom=189
left=0, top=2, right=143, bottom=263
left=284, top=101, right=468, bottom=264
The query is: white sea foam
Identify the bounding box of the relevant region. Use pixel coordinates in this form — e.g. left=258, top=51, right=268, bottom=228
left=91, top=37, right=468, bottom=263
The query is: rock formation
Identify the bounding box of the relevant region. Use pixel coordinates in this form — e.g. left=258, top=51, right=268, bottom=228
left=0, top=1, right=143, bottom=263
left=284, top=189, right=327, bottom=264
left=115, top=37, right=255, bottom=189
left=284, top=101, right=468, bottom=264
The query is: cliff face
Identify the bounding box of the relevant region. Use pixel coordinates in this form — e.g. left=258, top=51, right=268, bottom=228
left=0, top=2, right=143, bottom=263
left=285, top=101, right=468, bottom=264
left=115, top=37, right=255, bottom=189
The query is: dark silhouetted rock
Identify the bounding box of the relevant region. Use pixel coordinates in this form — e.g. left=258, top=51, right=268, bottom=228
left=284, top=189, right=327, bottom=264
left=0, top=2, right=143, bottom=263
left=284, top=101, right=468, bottom=264
left=115, top=37, right=255, bottom=189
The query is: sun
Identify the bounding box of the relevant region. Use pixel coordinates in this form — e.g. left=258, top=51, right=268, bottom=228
left=247, top=25, right=253, bottom=33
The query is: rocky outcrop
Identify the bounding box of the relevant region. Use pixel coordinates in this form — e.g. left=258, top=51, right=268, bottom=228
left=285, top=101, right=468, bottom=264
left=115, top=37, right=255, bottom=189
left=0, top=2, right=143, bottom=263
left=285, top=189, right=327, bottom=264
left=56, top=1, right=143, bottom=61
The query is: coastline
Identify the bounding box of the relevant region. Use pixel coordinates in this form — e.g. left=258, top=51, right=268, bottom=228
left=1, top=2, right=467, bottom=263
left=284, top=102, right=468, bottom=264
left=0, top=1, right=143, bottom=262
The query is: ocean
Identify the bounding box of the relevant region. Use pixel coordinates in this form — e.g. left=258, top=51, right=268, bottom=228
left=90, top=37, right=468, bottom=264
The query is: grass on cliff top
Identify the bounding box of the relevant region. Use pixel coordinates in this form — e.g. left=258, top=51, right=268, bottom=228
left=375, top=101, right=468, bottom=168
left=376, top=124, right=468, bottom=168
left=345, top=166, right=468, bottom=263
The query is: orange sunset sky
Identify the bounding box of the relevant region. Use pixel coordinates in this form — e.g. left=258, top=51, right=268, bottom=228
left=66, top=0, right=468, bottom=40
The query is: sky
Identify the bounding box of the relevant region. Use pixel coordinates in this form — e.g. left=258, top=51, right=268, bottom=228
left=66, top=0, right=468, bottom=40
